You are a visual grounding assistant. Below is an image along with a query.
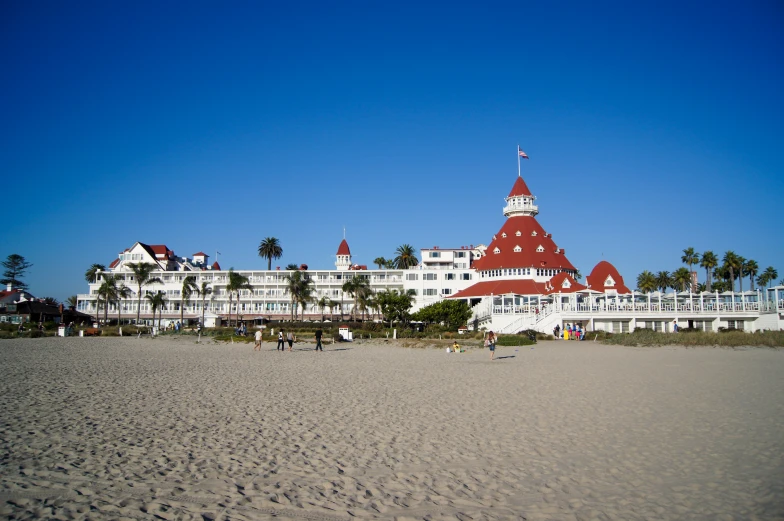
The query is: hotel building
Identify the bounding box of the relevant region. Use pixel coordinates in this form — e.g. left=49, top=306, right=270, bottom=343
left=78, top=172, right=784, bottom=333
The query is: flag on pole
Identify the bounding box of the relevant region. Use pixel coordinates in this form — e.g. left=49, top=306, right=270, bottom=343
left=518, top=146, right=529, bottom=159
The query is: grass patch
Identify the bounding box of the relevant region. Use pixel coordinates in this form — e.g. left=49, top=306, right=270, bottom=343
left=603, top=329, right=784, bottom=348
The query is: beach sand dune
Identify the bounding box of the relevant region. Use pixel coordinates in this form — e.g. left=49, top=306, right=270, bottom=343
left=1, top=337, right=783, bottom=520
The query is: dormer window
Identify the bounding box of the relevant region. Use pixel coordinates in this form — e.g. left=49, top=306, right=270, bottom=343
left=555, top=248, right=561, bottom=253
left=513, top=245, right=522, bottom=252
left=536, top=245, right=544, bottom=252
left=501, top=232, right=507, bottom=238
left=515, top=231, right=521, bottom=236
left=562, top=279, right=571, bottom=288
left=492, top=235, right=497, bottom=240
left=531, top=231, right=537, bottom=236
left=604, top=276, right=616, bottom=287
left=493, top=247, right=501, bottom=254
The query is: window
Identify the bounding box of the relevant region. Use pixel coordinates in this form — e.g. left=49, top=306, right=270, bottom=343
left=442, top=288, right=451, bottom=295
left=445, top=273, right=455, bottom=280
left=514, top=245, right=522, bottom=252
left=424, top=289, right=438, bottom=296
left=423, top=273, right=437, bottom=280
left=406, top=273, right=418, bottom=281
left=501, top=232, right=507, bottom=238
left=604, top=276, right=615, bottom=287
left=493, top=247, right=501, bottom=254
left=455, top=252, right=465, bottom=258
left=531, top=231, right=537, bottom=236
left=430, top=251, right=440, bottom=258
left=461, top=273, right=471, bottom=280
left=536, top=245, right=544, bottom=252
left=515, top=231, right=521, bottom=236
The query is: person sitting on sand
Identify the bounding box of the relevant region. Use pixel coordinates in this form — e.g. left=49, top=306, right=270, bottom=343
left=452, top=340, right=462, bottom=353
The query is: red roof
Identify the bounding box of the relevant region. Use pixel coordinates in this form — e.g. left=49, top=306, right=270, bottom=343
left=109, top=258, right=120, bottom=268
left=212, top=261, right=221, bottom=270
left=472, top=215, right=575, bottom=272
left=547, top=272, right=587, bottom=294
left=193, top=252, right=207, bottom=257
left=336, top=239, right=351, bottom=256
left=585, top=261, right=631, bottom=293
left=450, top=279, right=551, bottom=299
left=507, top=176, right=533, bottom=197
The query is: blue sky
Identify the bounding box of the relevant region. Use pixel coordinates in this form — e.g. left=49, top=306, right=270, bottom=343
left=2, top=1, right=782, bottom=301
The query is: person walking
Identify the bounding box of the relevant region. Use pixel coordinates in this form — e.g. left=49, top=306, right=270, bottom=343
left=287, top=330, right=294, bottom=351
left=485, top=330, right=497, bottom=360
left=277, top=329, right=285, bottom=351
left=254, top=328, right=262, bottom=351
left=315, top=328, right=323, bottom=351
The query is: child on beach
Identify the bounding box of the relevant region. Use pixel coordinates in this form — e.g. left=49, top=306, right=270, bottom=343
left=485, top=331, right=497, bottom=360
left=254, top=329, right=262, bottom=351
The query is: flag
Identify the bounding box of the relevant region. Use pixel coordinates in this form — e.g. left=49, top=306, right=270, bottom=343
left=217, top=251, right=222, bottom=255
left=518, top=146, right=529, bottom=159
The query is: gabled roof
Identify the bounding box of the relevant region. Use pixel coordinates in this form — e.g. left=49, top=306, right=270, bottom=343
left=546, top=272, right=587, bottom=294
left=336, top=239, right=351, bottom=256
left=471, top=215, right=575, bottom=272
left=193, top=252, right=207, bottom=257
left=508, top=176, right=533, bottom=197
left=212, top=261, right=221, bottom=270
left=109, top=258, right=120, bottom=268
left=585, top=260, right=631, bottom=293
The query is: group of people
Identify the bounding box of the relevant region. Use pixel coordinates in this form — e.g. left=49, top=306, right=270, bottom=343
left=249, top=328, right=327, bottom=352
left=553, top=323, right=585, bottom=340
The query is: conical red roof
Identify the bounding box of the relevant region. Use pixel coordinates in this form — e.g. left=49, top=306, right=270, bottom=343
left=507, top=176, right=532, bottom=197
left=336, top=239, right=351, bottom=255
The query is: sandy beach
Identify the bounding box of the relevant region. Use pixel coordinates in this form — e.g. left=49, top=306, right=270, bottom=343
left=1, top=337, right=782, bottom=521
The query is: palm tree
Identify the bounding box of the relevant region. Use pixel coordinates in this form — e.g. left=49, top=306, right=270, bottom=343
left=258, top=237, right=283, bottom=270
left=285, top=263, right=299, bottom=271
left=196, top=281, right=212, bottom=327
left=736, top=256, right=747, bottom=293
left=85, top=263, right=106, bottom=284
left=681, top=248, right=699, bottom=290
left=284, top=270, right=305, bottom=321
left=128, top=262, right=163, bottom=325
left=722, top=251, right=740, bottom=292
left=327, top=299, right=338, bottom=321
left=116, top=284, right=132, bottom=326
left=342, top=276, right=370, bottom=321
left=744, top=260, right=759, bottom=291
left=762, top=266, right=778, bottom=288
left=636, top=270, right=656, bottom=293
left=655, top=271, right=672, bottom=293
left=98, top=274, right=119, bottom=325
left=700, top=251, right=718, bottom=292
left=145, top=291, right=168, bottom=329
left=85, top=263, right=107, bottom=324
left=393, top=244, right=419, bottom=269
left=316, top=296, right=329, bottom=322
left=66, top=295, right=78, bottom=309
left=357, top=287, right=374, bottom=321
left=297, top=275, right=315, bottom=320
left=373, top=257, right=387, bottom=270
left=226, top=269, right=252, bottom=327
left=673, top=267, right=691, bottom=292
left=180, top=275, right=197, bottom=327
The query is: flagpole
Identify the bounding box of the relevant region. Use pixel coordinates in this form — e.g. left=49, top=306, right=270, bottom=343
left=517, top=145, right=521, bottom=177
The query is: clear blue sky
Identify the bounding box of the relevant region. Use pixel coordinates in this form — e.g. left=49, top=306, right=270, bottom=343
left=2, top=1, right=782, bottom=301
